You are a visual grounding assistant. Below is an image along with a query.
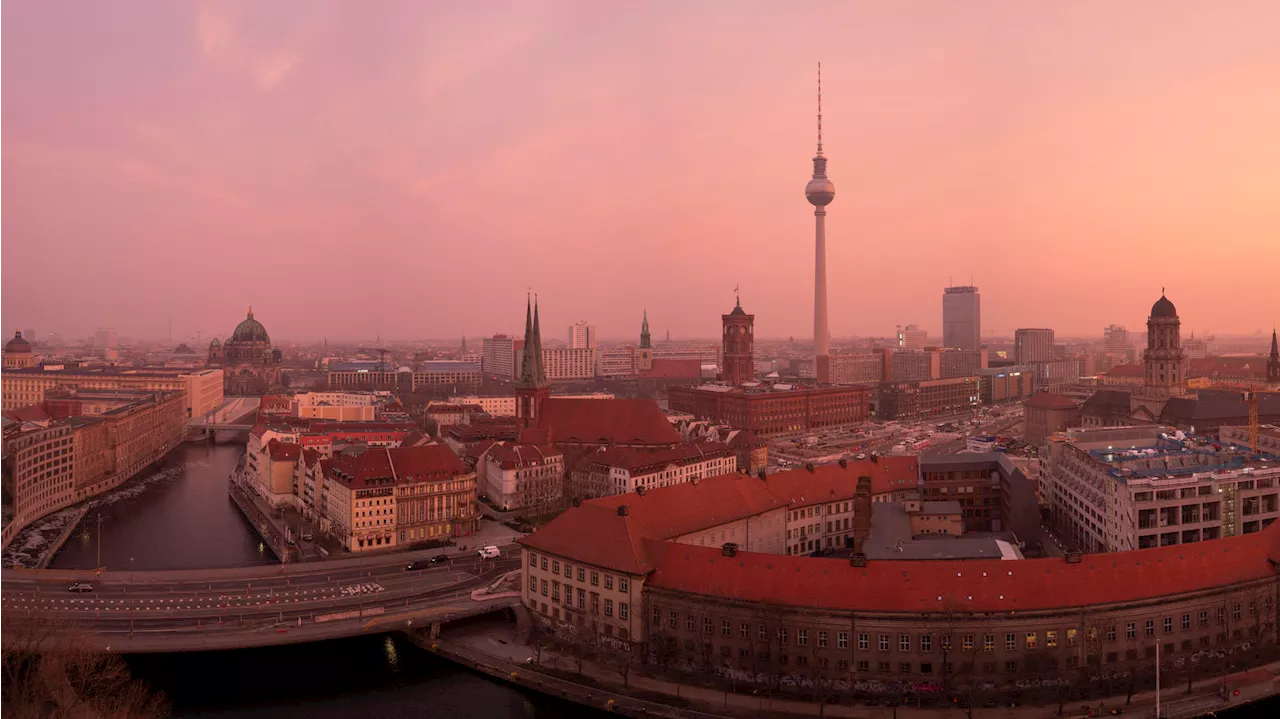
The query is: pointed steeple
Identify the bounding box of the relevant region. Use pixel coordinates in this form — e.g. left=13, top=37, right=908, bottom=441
left=640, top=310, right=651, bottom=349
left=1269, top=327, right=1280, bottom=383
left=531, top=296, right=547, bottom=386
left=517, top=295, right=539, bottom=388
left=1271, top=328, right=1278, bottom=359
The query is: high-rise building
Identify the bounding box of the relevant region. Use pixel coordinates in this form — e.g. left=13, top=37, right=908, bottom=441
left=568, top=321, right=597, bottom=350
left=1103, top=325, right=1129, bottom=354
left=720, top=294, right=754, bottom=386
left=806, top=64, right=835, bottom=382
left=94, top=327, right=119, bottom=349
left=896, top=324, right=927, bottom=349
left=1014, top=328, right=1055, bottom=364
left=942, top=286, right=981, bottom=350
left=481, top=334, right=519, bottom=380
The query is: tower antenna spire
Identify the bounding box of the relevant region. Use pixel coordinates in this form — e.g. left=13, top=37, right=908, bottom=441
left=816, top=62, right=823, bottom=155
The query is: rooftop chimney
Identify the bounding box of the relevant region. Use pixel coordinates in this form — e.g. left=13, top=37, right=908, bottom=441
left=721, top=543, right=739, bottom=557
left=757, top=469, right=767, bottom=480
left=617, top=504, right=629, bottom=517
left=849, top=553, right=868, bottom=567
left=1065, top=551, right=1083, bottom=564
left=636, top=485, right=646, bottom=496
left=805, top=463, right=815, bottom=473
left=839, top=458, right=847, bottom=468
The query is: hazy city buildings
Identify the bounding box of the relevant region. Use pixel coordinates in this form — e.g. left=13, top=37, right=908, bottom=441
left=1022, top=392, right=1082, bottom=443
left=3, top=331, right=36, bottom=370
left=876, top=377, right=981, bottom=421
left=668, top=384, right=870, bottom=438
left=568, top=321, right=597, bottom=350
left=483, top=440, right=565, bottom=514
left=1014, top=328, right=1055, bottom=364
left=942, top=285, right=981, bottom=350
left=1103, top=324, right=1130, bottom=354
left=896, top=324, right=928, bottom=349
left=481, top=334, right=520, bottom=380
left=207, top=308, right=282, bottom=395
left=568, top=441, right=737, bottom=499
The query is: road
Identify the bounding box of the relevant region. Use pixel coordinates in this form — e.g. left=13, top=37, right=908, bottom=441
left=1, top=544, right=522, bottom=653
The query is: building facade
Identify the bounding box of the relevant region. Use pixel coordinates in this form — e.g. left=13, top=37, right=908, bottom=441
left=1023, top=393, right=1081, bottom=444
left=570, top=442, right=737, bottom=499
left=482, top=335, right=520, bottom=380
left=207, top=308, right=282, bottom=395
left=3, top=331, right=36, bottom=370
left=896, top=325, right=928, bottom=350
left=827, top=353, right=883, bottom=385
left=668, top=385, right=870, bottom=439
left=569, top=321, right=597, bottom=350
left=1015, top=329, right=1055, bottom=364
left=877, top=377, right=981, bottom=421
left=483, top=442, right=565, bottom=514
left=942, top=286, right=981, bottom=350
left=412, top=361, right=482, bottom=392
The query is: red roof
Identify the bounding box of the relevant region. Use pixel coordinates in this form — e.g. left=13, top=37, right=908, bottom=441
left=465, top=439, right=499, bottom=462
left=1024, top=393, right=1080, bottom=410
left=518, top=427, right=552, bottom=445
left=267, top=439, right=302, bottom=461
left=519, top=503, right=652, bottom=575
left=1106, top=364, right=1146, bottom=378
left=3, top=404, right=52, bottom=423
left=579, top=474, right=785, bottom=543
left=644, top=524, right=1280, bottom=612
left=325, top=445, right=468, bottom=489
left=536, top=398, right=682, bottom=446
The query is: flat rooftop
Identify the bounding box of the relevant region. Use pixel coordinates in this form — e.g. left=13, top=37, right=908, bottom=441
left=863, top=502, right=1021, bottom=561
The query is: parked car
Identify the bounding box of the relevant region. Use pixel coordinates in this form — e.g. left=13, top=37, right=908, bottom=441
left=68, top=582, right=94, bottom=593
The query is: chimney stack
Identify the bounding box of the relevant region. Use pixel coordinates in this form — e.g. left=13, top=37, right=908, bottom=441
left=721, top=543, right=738, bottom=557
left=617, top=505, right=629, bottom=517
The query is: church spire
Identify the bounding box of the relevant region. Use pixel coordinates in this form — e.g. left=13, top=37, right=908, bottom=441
left=531, top=296, right=547, bottom=386
left=640, top=310, right=651, bottom=349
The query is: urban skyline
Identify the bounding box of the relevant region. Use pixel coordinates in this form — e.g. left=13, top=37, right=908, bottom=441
left=4, top=2, right=1279, bottom=341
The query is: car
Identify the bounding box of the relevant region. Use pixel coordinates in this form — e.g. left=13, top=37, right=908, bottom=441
left=428, top=553, right=449, bottom=564
left=300, top=531, right=314, bottom=541
left=477, top=545, right=501, bottom=560
left=68, top=582, right=94, bottom=593
left=405, top=560, right=431, bottom=571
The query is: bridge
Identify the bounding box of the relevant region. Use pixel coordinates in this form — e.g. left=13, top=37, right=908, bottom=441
left=1, top=545, right=521, bottom=653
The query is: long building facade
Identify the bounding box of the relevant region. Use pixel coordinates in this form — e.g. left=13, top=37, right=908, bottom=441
left=668, top=384, right=870, bottom=439
left=519, top=464, right=1280, bottom=691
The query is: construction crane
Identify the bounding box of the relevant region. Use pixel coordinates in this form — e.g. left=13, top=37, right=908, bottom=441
left=1208, top=384, right=1280, bottom=453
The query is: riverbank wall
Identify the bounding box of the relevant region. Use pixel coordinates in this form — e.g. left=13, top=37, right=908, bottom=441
left=410, top=622, right=1280, bottom=719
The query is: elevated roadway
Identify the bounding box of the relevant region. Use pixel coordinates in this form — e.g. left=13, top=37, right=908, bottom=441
left=1, top=545, right=522, bottom=653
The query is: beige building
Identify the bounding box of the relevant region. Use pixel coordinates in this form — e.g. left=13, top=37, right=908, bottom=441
left=292, top=391, right=378, bottom=421
left=569, top=442, right=738, bottom=499
left=3, top=366, right=192, bottom=411
left=183, top=369, right=225, bottom=419
left=1044, top=426, right=1280, bottom=552
left=3, top=331, right=37, bottom=370
left=540, top=348, right=596, bottom=382
left=483, top=441, right=565, bottom=513
left=1, top=423, right=75, bottom=549
left=449, top=393, right=615, bottom=417
left=1023, top=392, right=1081, bottom=444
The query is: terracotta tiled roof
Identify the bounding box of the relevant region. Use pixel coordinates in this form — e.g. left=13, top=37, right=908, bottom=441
left=519, top=503, right=652, bottom=575
left=589, top=473, right=788, bottom=540
left=518, top=428, right=552, bottom=445
left=1024, top=393, right=1080, bottom=410
left=326, top=445, right=468, bottom=489
left=644, top=524, right=1280, bottom=612
left=465, top=439, right=499, bottom=461
left=536, top=398, right=682, bottom=446
left=2, top=404, right=52, bottom=423
left=762, top=456, right=917, bottom=505
left=640, top=358, right=702, bottom=379
left=267, top=439, right=302, bottom=461
left=389, top=444, right=468, bottom=481
left=1106, top=364, right=1146, bottom=377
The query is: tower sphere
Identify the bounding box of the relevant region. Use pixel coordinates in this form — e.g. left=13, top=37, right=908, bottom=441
left=806, top=176, right=835, bottom=206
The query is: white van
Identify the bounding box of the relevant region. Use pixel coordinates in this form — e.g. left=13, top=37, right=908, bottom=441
left=477, top=545, right=501, bottom=560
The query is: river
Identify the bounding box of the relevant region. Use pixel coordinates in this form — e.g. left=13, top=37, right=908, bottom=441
left=49, top=441, right=276, bottom=571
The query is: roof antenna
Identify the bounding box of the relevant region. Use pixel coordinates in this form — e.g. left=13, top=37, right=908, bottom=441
left=816, top=61, right=823, bottom=155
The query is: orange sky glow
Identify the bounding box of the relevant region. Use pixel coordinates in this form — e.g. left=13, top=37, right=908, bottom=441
left=3, top=1, right=1278, bottom=342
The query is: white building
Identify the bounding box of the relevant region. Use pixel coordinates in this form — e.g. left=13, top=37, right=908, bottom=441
left=541, top=348, right=596, bottom=381
left=1043, top=425, right=1280, bottom=553
left=568, top=321, right=597, bottom=350
left=483, top=442, right=565, bottom=513
left=449, top=392, right=614, bottom=417
left=482, top=335, right=519, bottom=380
left=571, top=442, right=738, bottom=498
left=291, top=391, right=378, bottom=421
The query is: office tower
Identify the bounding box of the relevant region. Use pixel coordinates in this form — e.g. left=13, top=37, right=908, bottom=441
left=568, top=321, right=597, bottom=350
left=1015, top=328, right=1055, bottom=364
left=942, top=286, right=981, bottom=350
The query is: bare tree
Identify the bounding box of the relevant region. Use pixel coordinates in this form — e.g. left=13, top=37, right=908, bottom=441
left=1, top=610, right=169, bottom=719
left=611, top=641, right=636, bottom=689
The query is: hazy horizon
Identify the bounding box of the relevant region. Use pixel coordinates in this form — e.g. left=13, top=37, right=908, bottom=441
left=4, top=1, right=1278, bottom=343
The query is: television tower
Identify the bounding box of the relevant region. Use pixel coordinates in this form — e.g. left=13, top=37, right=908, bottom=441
left=805, top=63, right=835, bottom=381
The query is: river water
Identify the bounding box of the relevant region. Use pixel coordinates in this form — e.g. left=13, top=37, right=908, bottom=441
left=50, top=441, right=275, bottom=570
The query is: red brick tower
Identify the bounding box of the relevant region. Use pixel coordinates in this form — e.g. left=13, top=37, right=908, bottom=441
left=720, top=292, right=755, bottom=386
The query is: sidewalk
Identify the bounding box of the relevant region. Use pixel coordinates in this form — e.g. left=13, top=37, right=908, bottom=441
left=442, top=621, right=1280, bottom=719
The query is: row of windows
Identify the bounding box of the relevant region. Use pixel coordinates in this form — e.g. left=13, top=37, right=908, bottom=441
left=529, top=553, right=630, bottom=593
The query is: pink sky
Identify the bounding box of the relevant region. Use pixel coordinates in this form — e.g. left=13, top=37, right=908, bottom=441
left=3, top=1, right=1278, bottom=344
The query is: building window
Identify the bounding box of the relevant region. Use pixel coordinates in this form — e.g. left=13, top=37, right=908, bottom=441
left=722, top=621, right=731, bottom=637
left=858, top=633, right=869, bottom=651
left=540, top=580, right=548, bottom=596
left=900, top=634, right=910, bottom=652
left=1199, top=611, right=1208, bottom=628
left=577, top=568, right=585, bottom=582
left=798, top=629, right=808, bottom=646
left=878, top=634, right=889, bottom=652
left=552, top=560, right=559, bottom=574
left=838, top=632, right=849, bottom=649
left=528, top=576, right=536, bottom=592
left=1233, top=604, right=1242, bottom=621
left=619, top=578, right=629, bottom=593
left=604, top=599, right=613, bottom=617
left=1126, top=623, right=1136, bottom=640
left=619, top=603, right=628, bottom=620
left=652, top=608, right=661, bottom=626
left=1164, top=617, right=1173, bottom=634
left=590, top=571, right=599, bottom=586
left=1005, top=633, right=1016, bottom=651
left=962, top=635, right=974, bottom=652
left=1182, top=614, right=1191, bottom=631
left=921, top=634, right=932, bottom=652
left=686, top=615, right=694, bottom=631
left=760, top=625, right=768, bottom=641
left=540, top=557, right=548, bottom=571
left=1045, top=631, right=1057, bottom=648
left=604, top=574, right=614, bottom=590
left=741, top=623, right=750, bottom=639
left=669, top=611, right=678, bottom=629
left=564, top=563, right=573, bottom=578
left=1217, top=608, right=1225, bottom=625
left=984, top=635, right=995, bottom=653
left=1067, top=628, right=1078, bottom=647
left=1145, top=620, right=1155, bottom=637
left=529, top=552, right=537, bottom=567
left=703, top=618, right=712, bottom=636
left=818, top=631, right=828, bottom=648
left=779, top=628, right=788, bottom=643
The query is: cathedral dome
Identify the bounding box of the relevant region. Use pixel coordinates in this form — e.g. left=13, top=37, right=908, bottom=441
left=5, top=331, right=31, bottom=354
left=1150, top=294, right=1178, bottom=319
left=231, top=308, right=270, bottom=343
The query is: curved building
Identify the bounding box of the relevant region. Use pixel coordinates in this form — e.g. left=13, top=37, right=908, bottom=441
left=208, top=308, right=282, bottom=395
left=520, top=463, right=1280, bottom=689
